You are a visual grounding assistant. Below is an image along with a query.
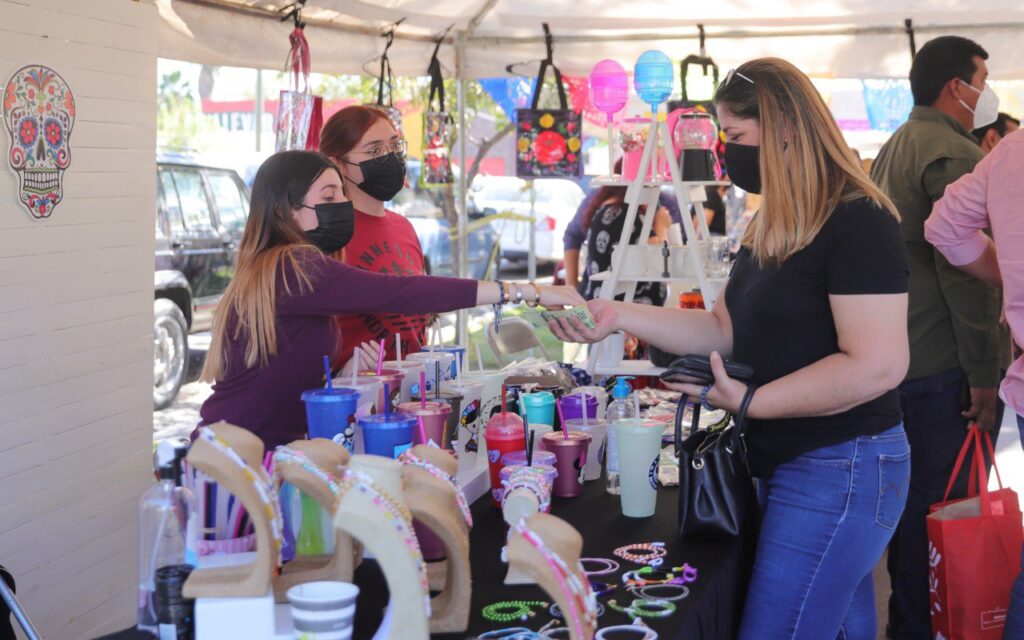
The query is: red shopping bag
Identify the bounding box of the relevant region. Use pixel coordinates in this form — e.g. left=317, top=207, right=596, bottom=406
left=275, top=27, right=323, bottom=152
left=927, top=426, right=1023, bottom=639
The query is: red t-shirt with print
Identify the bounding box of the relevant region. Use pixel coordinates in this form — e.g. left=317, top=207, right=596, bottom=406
left=332, top=209, right=428, bottom=368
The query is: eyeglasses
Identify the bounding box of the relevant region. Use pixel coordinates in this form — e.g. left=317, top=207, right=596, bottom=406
left=358, top=139, right=408, bottom=164
left=722, top=68, right=755, bottom=88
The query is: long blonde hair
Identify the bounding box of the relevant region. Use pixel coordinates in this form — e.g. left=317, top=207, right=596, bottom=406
left=200, top=151, right=340, bottom=382
left=714, top=58, right=897, bottom=264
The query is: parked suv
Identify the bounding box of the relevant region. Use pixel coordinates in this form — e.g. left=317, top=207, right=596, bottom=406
left=154, top=153, right=249, bottom=409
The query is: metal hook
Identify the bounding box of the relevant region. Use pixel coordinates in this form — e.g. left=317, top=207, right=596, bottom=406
left=279, top=0, right=307, bottom=29
left=698, top=24, right=706, bottom=57
left=904, top=18, right=916, bottom=58
left=504, top=60, right=538, bottom=78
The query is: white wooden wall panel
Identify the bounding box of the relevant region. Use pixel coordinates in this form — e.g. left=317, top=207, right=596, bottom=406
left=0, top=1, right=157, bottom=638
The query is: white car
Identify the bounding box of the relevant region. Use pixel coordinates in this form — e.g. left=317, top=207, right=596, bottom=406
left=470, top=176, right=585, bottom=264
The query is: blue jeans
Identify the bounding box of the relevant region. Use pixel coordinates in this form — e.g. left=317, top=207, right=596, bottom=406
left=888, top=367, right=1006, bottom=639
left=1003, top=414, right=1024, bottom=637
left=739, top=424, right=910, bottom=640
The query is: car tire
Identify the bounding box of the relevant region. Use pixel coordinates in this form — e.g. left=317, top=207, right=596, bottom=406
left=153, top=298, right=189, bottom=410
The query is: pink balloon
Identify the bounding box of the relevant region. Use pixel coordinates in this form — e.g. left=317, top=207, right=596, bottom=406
left=589, top=59, right=629, bottom=122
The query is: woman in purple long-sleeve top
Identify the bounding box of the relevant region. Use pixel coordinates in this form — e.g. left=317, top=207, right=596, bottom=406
left=197, top=151, right=583, bottom=450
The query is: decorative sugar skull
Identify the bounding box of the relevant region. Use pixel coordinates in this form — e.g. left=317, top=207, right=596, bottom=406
left=3, top=65, right=75, bottom=219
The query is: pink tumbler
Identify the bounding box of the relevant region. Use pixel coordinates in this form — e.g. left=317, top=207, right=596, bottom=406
left=484, top=412, right=525, bottom=507
left=542, top=431, right=592, bottom=498
left=397, top=401, right=451, bottom=448
left=359, top=369, right=404, bottom=413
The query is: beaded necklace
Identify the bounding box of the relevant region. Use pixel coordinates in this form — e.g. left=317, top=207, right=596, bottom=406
left=271, top=447, right=342, bottom=500
left=512, top=520, right=597, bottom=638
left=502, top=467, right=552, bottom=513
left=337, top=467, right=431, bottom=617
left=397, top=450, right=473, bottom=527
left=196, top=428, right=283, bottom=566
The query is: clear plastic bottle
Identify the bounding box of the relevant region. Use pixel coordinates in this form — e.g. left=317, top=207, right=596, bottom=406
left=137, top=441, right=198, bottom=636
left=605, top=376, right=636, bottom=495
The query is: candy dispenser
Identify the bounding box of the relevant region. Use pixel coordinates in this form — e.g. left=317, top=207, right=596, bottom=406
left=672, top=111, right=719, bottom=181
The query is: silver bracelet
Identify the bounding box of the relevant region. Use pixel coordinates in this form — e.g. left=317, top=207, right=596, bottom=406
left=512, top=282, right=525, bottom=304
left=631, top=583, right=690, bottom=602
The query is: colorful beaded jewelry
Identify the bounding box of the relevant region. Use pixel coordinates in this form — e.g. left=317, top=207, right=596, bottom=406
left=594, top=623, right=659, bottom=640
left=481, top=600, right=548, bottom=623
left=550, top=602, right=604, bottom=620
left=502, top=466, right=553, bottom=513
left=514, top=520, right=598, bottom=639
left=607, top=598, right=676, bottom=619
left=579, top=557, right=619, bottom=576
left=613, top=542, right=667, bottom=566
left=336, top=467, right=431, bottom=617
left=196, top=428, right=283, bottom=566
left=398, top=450, right=474, bottom=527
left=630, top=584, right=690, bottom=602
left=478, top=628, right=543, bottom=639
left=589, top=581, right=619, bottom=597
left=272, top=447, right=342, bottom=500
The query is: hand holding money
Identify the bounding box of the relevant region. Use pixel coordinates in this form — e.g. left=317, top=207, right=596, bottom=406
left=540, top=307, right=597, bottom=329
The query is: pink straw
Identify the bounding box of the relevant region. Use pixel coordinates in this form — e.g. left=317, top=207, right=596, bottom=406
left=376, top=339, right=386, bottom=376
left=417, top=416, right=428, bottom=446
left=420, top=371, right=427, bottom=409
left=557, top=398, right=569, bottom=441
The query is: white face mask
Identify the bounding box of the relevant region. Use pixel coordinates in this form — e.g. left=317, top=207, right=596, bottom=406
left=957, top=79, right=999, bottom=130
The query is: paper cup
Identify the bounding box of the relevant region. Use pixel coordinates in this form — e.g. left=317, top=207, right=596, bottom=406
left=288, top=581, right=358, bottom=639
left=613, top=418, right=663, bottom=518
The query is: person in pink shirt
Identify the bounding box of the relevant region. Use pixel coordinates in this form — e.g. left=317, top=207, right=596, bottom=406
left=924, top=127, right=1024, bottom=634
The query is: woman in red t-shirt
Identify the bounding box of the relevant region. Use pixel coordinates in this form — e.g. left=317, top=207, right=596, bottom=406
left=320, top=106, right=429, bottom=372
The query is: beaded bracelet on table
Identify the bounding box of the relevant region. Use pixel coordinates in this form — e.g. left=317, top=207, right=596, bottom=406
left=613, top=542, right=667, bottom=566
left=336, top=467, right=431, bottom=618
left=501, top=467, right=552, bottom=513
left=594, top=622, right=659, bottom=640
left=627, top=583, right=690, bottom=602
left=607, top=598, right=676, bottom=619
left=623, top=564, right=698, bottom=587
left=579, top=557, right=619, bottom=577
left=397, top=450, right=473, bottom=527
left=196, top=428, right=283, bottom=566
left=481, top=600, right=548, bottom=623
left=550, top=601, right=604, bottom=620
left=513, top=519, right=598, bottom=639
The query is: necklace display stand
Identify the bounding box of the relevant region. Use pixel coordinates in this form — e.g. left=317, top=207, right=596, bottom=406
left=183, top=424, right=283, bottom=639
left=335, top=455, right=431, bottom=640
left=400, top=445, right=472, bottom=633
left=271, top=442, right=358, bottom=602
left=502, top=467, right=550, bottom=586
left=507, top=513, right=598, bottom=640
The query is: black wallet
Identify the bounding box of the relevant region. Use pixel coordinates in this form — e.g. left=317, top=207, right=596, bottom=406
left=659, top=354, right=754, bottom=385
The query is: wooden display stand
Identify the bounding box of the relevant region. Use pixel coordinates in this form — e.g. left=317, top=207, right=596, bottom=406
left=183, top=423, right=278, bottom=599
left=507, top=513, right=597, bottom=640
left=400, top=445, right=472, bottom=634
left=271, top=441, right=358, bottom=603
left=335, top=455, right=431, bottom=640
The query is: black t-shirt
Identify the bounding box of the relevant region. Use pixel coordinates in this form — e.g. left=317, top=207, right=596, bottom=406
left=725, top=196, right=909, bottom=477
left=578, top=202, right=667, bottom=307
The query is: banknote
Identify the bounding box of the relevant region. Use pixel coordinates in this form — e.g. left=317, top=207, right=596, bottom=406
left=540, top=306, right=597, bottom=329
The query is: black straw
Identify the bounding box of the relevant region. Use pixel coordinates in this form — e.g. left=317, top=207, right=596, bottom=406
left=527, top=430, right=536, bottom=467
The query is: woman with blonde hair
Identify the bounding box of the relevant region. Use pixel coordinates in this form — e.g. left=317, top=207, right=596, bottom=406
left=549, top=58, right=911, bottom=639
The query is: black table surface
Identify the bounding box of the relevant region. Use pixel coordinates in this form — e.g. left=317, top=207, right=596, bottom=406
left=100, top=480, right=743, bottom=639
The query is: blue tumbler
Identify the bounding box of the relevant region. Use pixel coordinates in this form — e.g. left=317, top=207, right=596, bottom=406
left=301, top=388, right=359, bottom=450
left=357, top=412, right=417, bottom=459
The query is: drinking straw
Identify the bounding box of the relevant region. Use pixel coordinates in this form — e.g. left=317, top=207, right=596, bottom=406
left=351, top=357, right=357, bottom=387
left=384, top=383, right=391, bottom=420
left=376, top=340, right=386, bottom=376
left=634, top=393, right=640, bottom=418
left=455, top=354, right=462, bottom=387
left=323, top=355, right=333, bottom=391
left=527, top=430, right=536, bottom=467
left=521, top=408, right=530, bottom=456
left=417, top=416, right=428, bottom=446
left=582, top=392, right=589, bottom=426
left=395, top=334, right=402, bottom=362
left=557, top=398, right=569, bottom=441
left=501, top=384, right=507, bottom=417
left=420, top=371, right=427, bottom=410
left=435, top=362, right=441, bottom=399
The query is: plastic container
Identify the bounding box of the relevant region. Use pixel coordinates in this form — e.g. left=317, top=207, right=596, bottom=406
left=542, top=431, right=592, bottom=498
left=358, top=369, right=404, bottom=415
left=564, top=418, right=609, bottom=481
left=605, top=376, right=637, bottom=495
left=302, top=387, right=359, bottom=450
left=397, top=401, right=451, bottom=448
left=412, top=389, right=464, bottom=451
left=382, top=360, right=425, bottom=404
left=357, top=413, right=416, bottom=459
left=613, top=418, right=664, bottom=517
left=634, top=50, right=674, bottom=110
left=501, top=449, right=557, bottom=469
left=559, top=394, right=598, bottom=422
left=483, top=412, right=525, bottom=507
left=520, top=391, right=555, bottom=430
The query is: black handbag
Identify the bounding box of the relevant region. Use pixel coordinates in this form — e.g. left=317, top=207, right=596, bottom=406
left=672, top=355, right=758, bottom=539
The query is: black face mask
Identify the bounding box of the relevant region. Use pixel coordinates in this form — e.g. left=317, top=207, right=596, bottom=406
left=344, top=152, right=406, bottom=202
left=304, top=201, right=355, bottom=254
left=724, top=142, right=761, bottom=194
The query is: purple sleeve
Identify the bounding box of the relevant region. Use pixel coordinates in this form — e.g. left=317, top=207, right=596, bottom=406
left=278, top=249, right=477, bottom=316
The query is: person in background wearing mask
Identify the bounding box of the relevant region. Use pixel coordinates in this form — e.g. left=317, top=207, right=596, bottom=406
left=973, top=111, right=1020, bottom=154
left=923, top=128, right=1024, bottom=637
left=551, top=58, right=911, bottom=639
left=198, top=150, right=583, bottom=451
left=871, top=35, right=1010, bottom=640
left=318, top=105, right=431, bottom=370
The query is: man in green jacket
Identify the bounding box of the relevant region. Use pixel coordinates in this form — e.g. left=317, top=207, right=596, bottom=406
left=871, top=35, right=1008, bottom=639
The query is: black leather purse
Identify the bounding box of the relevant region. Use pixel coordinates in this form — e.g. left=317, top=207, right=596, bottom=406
left=669, top=355, right=758, bottom=539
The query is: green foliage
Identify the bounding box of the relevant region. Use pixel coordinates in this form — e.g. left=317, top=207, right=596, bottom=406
left=157, top=70, right=215, bottom=152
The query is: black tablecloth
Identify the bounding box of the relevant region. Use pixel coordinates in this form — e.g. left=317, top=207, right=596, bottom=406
left=99, top=480, right=747, bottom=639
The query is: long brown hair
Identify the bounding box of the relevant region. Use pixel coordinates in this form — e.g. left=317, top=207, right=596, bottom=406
left=714, top=58, right=897, bottom=264
left=319, top=105, right=393, bottom=161
left=200, top=151, right=341, bottom=381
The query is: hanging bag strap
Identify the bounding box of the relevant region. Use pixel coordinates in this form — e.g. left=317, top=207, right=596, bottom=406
left=285, top=26, right=311, bottom=93
left=376, top=27, right=399, bottom=107
left=529, top=23, right=569, bottom=112
left=427, top=38, right=446, bottom=113
left=678, top=27, right=718, bottom=104
left=674, top=383, right=757, bottom=459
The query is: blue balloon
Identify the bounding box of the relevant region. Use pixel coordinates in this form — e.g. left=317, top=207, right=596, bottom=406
left=634, top=50, right=674, bottom=108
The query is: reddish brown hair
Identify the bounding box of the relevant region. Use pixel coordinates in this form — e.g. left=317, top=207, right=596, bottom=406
left=319, top=105, right=392, bottom=160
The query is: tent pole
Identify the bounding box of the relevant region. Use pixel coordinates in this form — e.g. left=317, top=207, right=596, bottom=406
left=455, top=34, right=469, bottom=346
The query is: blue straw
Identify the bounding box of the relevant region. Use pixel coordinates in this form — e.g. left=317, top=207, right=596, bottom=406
left=323, top=355, right=333, bottom=391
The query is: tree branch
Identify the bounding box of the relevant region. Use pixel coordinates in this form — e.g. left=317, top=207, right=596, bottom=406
left=467, top=122, right=514, bottom=188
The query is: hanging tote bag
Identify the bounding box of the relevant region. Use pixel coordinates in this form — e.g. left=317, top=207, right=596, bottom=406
left=275, top=27, right=323, bottom=152
left=364, top=30, right=404, bottom=138
left=420, top=39, right=455, bottom=187
left=927, top=426, right=1023, bottom=640
left=515, top=25, right=582, bottom=178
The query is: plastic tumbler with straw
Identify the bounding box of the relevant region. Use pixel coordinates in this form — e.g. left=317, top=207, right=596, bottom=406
left=484, top=386, right=525, bottom=507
